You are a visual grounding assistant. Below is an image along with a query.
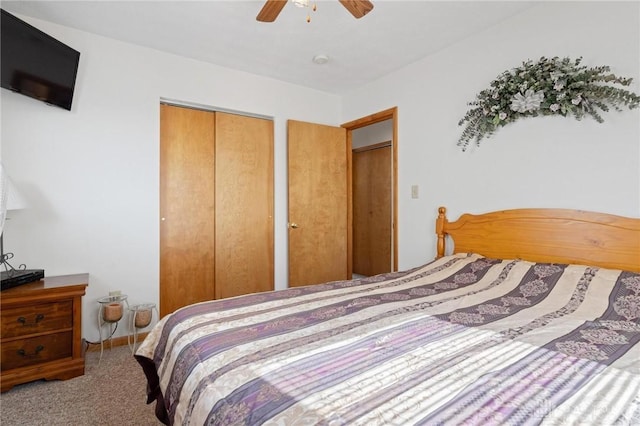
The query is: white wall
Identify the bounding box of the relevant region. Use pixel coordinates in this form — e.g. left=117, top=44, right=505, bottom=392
left=342, top=2, right=640, bottom=270
left=1, top=15, right=342, bottom=341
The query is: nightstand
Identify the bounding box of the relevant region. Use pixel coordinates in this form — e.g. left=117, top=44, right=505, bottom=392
left=0, top=274, right=88, bottom=392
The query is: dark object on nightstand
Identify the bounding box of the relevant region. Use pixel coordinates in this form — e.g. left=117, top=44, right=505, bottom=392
left=1, top=269, right=45, bottom=291
left=0, top=231, right=45, bottom=290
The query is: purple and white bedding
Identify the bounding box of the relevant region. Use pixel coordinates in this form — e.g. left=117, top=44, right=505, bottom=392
left=135, top=253, right=640, bottom=425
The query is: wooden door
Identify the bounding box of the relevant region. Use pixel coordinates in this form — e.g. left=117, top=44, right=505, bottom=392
left=160, top=104, right=216, bottom=316
left=353, top=145, right=392, bottom=276
left=215, top=112, right=274, bottom=298
left=288, top=120, right=348, bottom=287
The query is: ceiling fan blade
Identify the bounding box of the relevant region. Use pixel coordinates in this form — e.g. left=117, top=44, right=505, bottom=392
left=257, top=0, right=287, bottom=22
left=338, top=0, right=374, bottom=19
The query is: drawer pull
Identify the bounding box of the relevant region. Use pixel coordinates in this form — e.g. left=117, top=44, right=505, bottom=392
left=16, top=314, right=46, bottom=326
left=17, top=345, right=45, bottom=358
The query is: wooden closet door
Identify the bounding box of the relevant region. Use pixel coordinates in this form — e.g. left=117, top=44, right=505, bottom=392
left=214, top=112, right=274, bottom=298
left=160, top=104, right=216, bottom=316
left=353, top=145, right=392, bottom=276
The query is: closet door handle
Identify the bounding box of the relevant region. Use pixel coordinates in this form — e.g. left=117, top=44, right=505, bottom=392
left=289, top=222, right=299, bottom=229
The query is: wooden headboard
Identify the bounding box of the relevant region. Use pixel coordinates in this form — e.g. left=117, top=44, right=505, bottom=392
left=436, top=207, right=640, bottom=272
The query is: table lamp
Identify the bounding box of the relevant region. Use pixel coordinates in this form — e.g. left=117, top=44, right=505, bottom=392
left=0, top=166, right=44, bottom=290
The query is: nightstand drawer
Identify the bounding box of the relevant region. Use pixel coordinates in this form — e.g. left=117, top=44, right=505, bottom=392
left=1, top=331, right=73, bottom=371
left=1, top=301, right=73, bottom=339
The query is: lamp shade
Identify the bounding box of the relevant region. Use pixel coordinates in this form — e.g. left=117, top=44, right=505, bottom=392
left=0, top=164, right=28, bottom=236
left=6, top=176, right=28, bottom=211
left=0, top=164, right=6, bottom=235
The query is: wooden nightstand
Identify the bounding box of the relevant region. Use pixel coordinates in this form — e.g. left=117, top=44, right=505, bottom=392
left=0, top=274, right=88, bottom=392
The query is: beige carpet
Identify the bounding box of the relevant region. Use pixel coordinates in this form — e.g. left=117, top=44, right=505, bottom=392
left=0, top=345, right=163, bottom=425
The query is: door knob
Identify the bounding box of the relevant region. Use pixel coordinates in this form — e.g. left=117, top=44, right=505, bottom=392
left=289, top=222, right=299, bottom=229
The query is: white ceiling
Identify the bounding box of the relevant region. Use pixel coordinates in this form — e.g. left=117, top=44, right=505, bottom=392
left=1, top=0, right=537, bottom=95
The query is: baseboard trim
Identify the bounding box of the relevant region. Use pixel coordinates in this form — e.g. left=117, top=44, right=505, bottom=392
left=84, top=332, right=149, bottom=352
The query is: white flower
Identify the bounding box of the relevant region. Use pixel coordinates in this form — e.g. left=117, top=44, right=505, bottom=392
left=549, top=104, right=560, bottom=112
left=554, top=81, right=565, bottom=91
left=557, top=93, right=566, bottom=100
left=492, top=92, right=499, bottom=100
left=510, top=89, right=545, bottom=113
left=550, top=70, right=563, bottom=81
left=571, top=96, right=582, bottom=105
left=499, top=112, right=507, bottom=120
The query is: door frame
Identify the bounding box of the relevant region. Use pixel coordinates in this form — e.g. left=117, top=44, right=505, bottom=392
left=342, top=107, right=398, bottom=275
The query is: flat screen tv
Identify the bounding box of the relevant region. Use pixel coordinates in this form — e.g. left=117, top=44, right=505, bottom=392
left=1, top=9, right=80, bottom=111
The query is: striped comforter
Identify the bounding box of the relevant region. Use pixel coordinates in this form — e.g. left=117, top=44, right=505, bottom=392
left=135, top=253, right=640, bottom=425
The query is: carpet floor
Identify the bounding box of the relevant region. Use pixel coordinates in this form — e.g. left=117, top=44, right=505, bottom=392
left=0, top=345, right=163, bottom=425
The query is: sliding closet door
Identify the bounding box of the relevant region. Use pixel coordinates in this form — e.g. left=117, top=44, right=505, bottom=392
left=159, top=104, right=216, bottom=316
left=214, top=112, right=274, bottom=299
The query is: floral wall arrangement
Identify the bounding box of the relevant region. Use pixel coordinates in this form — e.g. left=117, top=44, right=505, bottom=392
left=458, top=56, right=640, bottom=151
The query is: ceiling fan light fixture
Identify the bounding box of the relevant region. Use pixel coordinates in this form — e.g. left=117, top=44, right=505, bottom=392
left=312, top=54, right=329, bottom=65
left=257, top=0, right=373, bottom=23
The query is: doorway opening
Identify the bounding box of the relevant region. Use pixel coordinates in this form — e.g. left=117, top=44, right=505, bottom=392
left=342, top=107, right=398, bottom=278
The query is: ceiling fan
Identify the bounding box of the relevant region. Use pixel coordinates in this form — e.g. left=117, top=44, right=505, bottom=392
left=257, top=0, right=374, bottom=22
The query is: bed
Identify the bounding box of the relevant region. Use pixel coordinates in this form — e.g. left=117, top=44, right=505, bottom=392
left=136, top=207, right=640, bottom=425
